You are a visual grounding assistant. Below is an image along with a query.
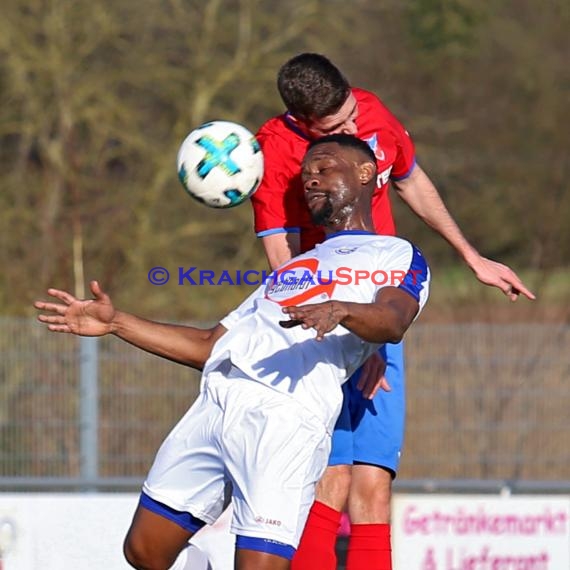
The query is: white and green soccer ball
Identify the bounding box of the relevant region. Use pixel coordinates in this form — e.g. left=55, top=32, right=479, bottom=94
left=177, top=120, right=264, bottom=208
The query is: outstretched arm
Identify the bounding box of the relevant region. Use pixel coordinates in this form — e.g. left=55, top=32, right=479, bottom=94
left=393, top=164, right=535, bottom=301
left=34, top=280, right=226, bottom=370
left=281, top=287, right=419, bottom=343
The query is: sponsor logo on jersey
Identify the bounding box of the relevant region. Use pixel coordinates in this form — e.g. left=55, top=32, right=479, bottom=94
left=335, top=247, right=359, bottom=255
left=264, top=258, right=337, bottom=306
left=377, top=165, right=392, bottom=187
left=365, top=133, right=385, bottom=161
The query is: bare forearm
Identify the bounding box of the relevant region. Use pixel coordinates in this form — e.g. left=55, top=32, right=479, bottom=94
left=262, top=233, right=301, bottom=270
left=336, top=301, right=410, bottom=344
left=394, top=166, right=535, bottom=300
left=281, top=288, right=420, bottom=342
left=111, top=311, right=224, bottom=369
left=395, top=165, right=478, bottom=263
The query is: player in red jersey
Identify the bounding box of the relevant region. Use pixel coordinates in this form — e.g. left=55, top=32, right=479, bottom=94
left=253, top=86, right=411, bottom=253
left=251, top=53, right=535, bottom=570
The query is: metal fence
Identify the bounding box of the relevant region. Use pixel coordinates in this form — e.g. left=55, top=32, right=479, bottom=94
left=1, top=318, right=569, bottom=491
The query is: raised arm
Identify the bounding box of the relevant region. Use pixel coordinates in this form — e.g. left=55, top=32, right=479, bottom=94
left=393, top=164, right=535, bottom=301
left=261, top=233, right=301, bottom=270
left=281, top=287, right=420, bottom=343
left=34, top=280, right=226, bottom=370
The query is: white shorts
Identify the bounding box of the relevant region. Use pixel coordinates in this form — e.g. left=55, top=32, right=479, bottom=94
left=143, top=369, right=330, bottom=548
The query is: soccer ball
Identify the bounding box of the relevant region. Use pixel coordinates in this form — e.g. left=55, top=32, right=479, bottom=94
left=177, top=120, right=264, bottom=208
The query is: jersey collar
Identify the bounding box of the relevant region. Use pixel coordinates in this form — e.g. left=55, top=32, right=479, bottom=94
left=325, top=230, right=376, bottom=240
left=283, top=112, right=311, bottom=141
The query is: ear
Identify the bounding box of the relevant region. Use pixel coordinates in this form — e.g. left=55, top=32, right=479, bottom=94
left=358, top=161, right=376, bottom=185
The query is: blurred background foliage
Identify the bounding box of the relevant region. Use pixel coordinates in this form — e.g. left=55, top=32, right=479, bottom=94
left=0, top=0, right=568, bottom=321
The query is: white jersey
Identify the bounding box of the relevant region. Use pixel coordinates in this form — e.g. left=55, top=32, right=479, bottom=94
left=205, top=230, right=430, bottom=432
left=143, top=231, right=430, bottom=550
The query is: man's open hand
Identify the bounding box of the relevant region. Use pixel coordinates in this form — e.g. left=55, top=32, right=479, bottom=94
left=469, top=256, right=536, bottom=301
left=280, top=301, right=347, bottom=340
left=357, top=351, right=391, bottom=400
left=34, top=280, right=116, bottom=337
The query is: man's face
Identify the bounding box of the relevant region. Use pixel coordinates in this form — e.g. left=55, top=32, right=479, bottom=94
left=301, top=93, right=359, bottom=138
left=301, top=142, right=361, bottom=226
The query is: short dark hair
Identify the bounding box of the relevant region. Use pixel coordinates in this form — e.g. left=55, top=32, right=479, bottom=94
left=308, top=134, right=377, bottom=166
left=277, top=53, right=351, bottom=121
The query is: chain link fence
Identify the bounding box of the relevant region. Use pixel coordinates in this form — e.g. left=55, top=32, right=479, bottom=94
left=1, top=319, right=568, bottom=490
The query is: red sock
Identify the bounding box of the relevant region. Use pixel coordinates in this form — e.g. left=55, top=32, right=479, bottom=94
left=291, top=501, right=341, bottom=570
left=346, top=523, right=392, bottom=570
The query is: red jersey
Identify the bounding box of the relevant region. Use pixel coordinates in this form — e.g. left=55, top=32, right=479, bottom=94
left=251, top=88, right=416, bottom=253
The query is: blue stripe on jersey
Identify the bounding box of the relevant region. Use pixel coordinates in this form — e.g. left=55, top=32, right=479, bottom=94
left=391, top=158, right=417, bottom=181
left=236, top=535, right=296, bottom=559
left=257, top=227, right=301, bottom=237
left=399, top=244, right=429, bottom=302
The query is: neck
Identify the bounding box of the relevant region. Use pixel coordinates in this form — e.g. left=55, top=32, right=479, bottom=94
left=323, top=209, right=375, bottom=236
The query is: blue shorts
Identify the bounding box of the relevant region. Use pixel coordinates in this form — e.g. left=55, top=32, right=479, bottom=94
left=328, top=341, right=405, bottom=476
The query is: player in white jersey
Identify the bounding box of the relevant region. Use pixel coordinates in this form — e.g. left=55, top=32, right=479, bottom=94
left=34, top=134, right=430, bottom=570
